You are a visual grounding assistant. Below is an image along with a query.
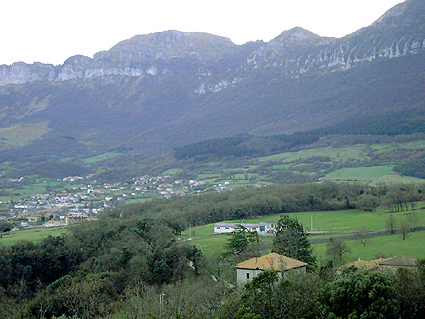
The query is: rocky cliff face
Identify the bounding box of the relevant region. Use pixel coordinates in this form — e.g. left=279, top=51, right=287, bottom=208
left=0, top=30, right=239, bottom=86
left=1, top=0, right=424, bottom=88
left=0, top=62, right=56, bottom=86
left=196, top=0, right=425, bottom=94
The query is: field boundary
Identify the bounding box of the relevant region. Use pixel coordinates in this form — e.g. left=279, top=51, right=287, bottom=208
left=309, top=226, right=425, bottom=243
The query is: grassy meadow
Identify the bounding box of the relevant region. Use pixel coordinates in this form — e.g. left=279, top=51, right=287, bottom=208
left=0, top=226, right=69, bottom=246
left=0, top=121, right=49, bottom=150
left=83, top=152, right=122, bottom=164
left=313, top=230, right=425, bottom=263
left=180, top=208, right=425, bottom=264
left=323, top=165, right=424, bottom=184
left=180, top=139, right=425, bottom=188
left=2, top=207, right=424, bottom=266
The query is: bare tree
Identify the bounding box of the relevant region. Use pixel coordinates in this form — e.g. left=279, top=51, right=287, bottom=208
left=406, top=212, right=419, bottom=231
left=354, top=228, right=371, bottom=247
left=326, top=238, right=351, bottom=264
left=399, top=220, right=411, bottom=240
left=386, top=214, right=397, bottom=234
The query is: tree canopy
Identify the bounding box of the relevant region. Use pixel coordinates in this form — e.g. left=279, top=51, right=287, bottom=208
left=317, top=270, right=400, bottom=319
left=272, top=215, right=316, bottom=269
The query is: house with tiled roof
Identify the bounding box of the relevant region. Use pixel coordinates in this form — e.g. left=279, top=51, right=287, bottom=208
left=376, top=256, right=417, bottom=272
left=235, top=253, right=307, bottom=288
left=336, top=258, right=383, bottom=273
left=337, top=256, right=417, bottom=274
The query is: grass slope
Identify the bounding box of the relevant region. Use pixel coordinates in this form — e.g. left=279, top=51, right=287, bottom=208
left=180, top=208, right=425, bottom=262
left=0, top=226, right=69, bottom=246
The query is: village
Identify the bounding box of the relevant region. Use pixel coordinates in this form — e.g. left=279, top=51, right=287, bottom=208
left=0, top=174, right=232, bottom=229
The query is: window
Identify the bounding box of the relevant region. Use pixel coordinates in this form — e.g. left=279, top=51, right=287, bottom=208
left=246, top=273, right=250, bottom=279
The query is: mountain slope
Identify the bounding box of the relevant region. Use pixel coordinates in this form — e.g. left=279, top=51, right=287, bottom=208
left=0, top=0, right=424, bottom=179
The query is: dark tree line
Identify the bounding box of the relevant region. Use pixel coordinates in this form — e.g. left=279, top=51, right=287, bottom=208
left=394, top=155, right=425, bottom=179
left=174, top=136, right=254, bottom=159
left=313, top=108, right=425, bottom=137
left=173, top=132, right=320, bottom=161
left=107, top=181, right=425, bottom=228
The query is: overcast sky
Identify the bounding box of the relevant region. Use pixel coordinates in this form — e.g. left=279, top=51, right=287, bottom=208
left=1, top=0, right=405, bottom=66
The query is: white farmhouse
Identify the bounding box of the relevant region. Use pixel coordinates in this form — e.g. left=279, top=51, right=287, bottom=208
left=214, top=222, right=275, bottom=234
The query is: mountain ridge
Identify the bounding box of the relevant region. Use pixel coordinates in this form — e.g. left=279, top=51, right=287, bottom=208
left=1, top=0, right=424, bottom=87
left=0, top=0, right=425, bottom=181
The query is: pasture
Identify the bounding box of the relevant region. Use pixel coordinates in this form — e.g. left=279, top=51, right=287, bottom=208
left=0, top=226, right=69, bottom=246
left=180, top=208, right=425, bottom=263
left=0, top=121, right=49, bottom=150
left=180, top=140, right=425, bottom=188
left=323, top=165, right=424, bottom=184
left=313, top=230, right=425, bottom=263
left=83, top=152, right=122, bottom=164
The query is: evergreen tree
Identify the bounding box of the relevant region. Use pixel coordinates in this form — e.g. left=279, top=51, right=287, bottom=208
left=272, top=215, right=316, bottom=269
left=225, top=224, right=249, bottom=255
left=225, top=224, right=261, bottom=257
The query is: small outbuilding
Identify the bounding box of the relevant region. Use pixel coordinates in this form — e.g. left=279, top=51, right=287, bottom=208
left=337, top=256, right=418, bottom=274
left=336, top=258, right=382, bottom=273
left=377, top=255, right=417, bottom=272
left=235, top=252, right=307, bottom=288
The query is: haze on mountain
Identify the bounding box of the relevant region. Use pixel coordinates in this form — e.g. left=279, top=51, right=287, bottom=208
left=0, top=0, right=424, bottom=180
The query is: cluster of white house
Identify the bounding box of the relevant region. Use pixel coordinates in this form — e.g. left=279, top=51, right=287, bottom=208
left=214, top=222, right=276, bottom=235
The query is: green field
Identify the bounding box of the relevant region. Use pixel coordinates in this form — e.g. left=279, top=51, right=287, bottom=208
left=0, top=121, right=49, bottom=150
left=206, top=208, right=425, bottom=233
left=258, top=145, right=369, bottom=164
left=313, top=231, right=425, bottom=262
left=174, top=140, right=425, bottom=188
left=83, top=152, right=122, bottom=163
left=161, top=168, right=183, bottom=175
left=2, top=207, right=424, bottom=266
left=323, top=165, right=424, bottom=184
left=180, top=208, right=425, bottom=263
left=0, top=226, right=69, bottom=246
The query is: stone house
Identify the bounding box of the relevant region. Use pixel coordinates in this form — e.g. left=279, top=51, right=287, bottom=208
left=235, top=252, right=307, bottom=288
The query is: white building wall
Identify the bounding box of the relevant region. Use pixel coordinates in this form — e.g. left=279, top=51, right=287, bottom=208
left=236, top=266, right=307, bottom=288
left=214, top=222, right=275, bottom=234
left=236, top=269, right=263, bottom=288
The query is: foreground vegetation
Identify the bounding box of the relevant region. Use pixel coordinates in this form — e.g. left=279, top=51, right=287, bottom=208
left=0, top=181, right=424, bottom=318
